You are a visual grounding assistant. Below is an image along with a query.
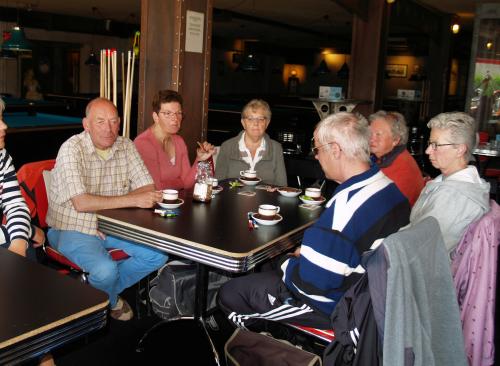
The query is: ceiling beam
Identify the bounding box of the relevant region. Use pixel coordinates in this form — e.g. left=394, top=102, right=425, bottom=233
left=331, top=0, right=369, bottom=22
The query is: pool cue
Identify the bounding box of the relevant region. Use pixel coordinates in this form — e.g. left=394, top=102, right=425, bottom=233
left=121, top=52, right=125, bottom=113
left=123, top=51, right=131, bottom=137
left=112, top=49, right=117, bottom=107
left=100, top=50, right=104, bottom=97
left=107, top=49, right=111, bottom=100
left=103, top=49, right=107, bottom=99
left=127, top=51, right=136, bottom=138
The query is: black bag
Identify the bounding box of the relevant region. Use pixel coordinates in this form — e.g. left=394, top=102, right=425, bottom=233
left=225, top=329, right=322, bottom=366
left=149, top=259, right=230, bottom=320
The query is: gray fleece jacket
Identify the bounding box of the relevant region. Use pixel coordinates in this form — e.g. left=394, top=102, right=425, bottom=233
left=410, top=165, right=490, bottom=255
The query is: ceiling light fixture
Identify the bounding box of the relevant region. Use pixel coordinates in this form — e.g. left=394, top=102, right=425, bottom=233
left=386, top=0, right=396, bottom=3
left=451, top=16, right=460, bottom=34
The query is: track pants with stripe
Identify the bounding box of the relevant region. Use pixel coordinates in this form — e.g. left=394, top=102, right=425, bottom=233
left=217, top=270, right=331, bottom=329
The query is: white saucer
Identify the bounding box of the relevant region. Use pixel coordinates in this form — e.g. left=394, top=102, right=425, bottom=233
left=299, top=195, right=325, bottom=206
left=239, top=177, right=262, bottom=186
left=212, top=185, right=223, bottom=195
left=157, top=198, right=184, bottom=209
left=277, top=187, right=302, bottom=198
left=251, top=212, right=283, bottom=226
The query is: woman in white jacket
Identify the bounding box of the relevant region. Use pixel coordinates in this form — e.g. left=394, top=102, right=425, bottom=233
left=410, top=112, right=490, bottom=255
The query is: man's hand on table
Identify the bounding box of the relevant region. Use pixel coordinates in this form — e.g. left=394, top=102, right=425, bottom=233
left=132, top=190, right=163, bottom=208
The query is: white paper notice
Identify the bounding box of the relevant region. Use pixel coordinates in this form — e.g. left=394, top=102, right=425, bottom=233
left=185, top=10, right=204, bottom=53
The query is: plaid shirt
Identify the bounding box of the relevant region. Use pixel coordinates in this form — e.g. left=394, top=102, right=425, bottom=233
left=47, top=131, right=153, bottom=235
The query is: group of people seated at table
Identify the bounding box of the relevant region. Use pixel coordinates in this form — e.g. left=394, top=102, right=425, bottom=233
left=0, top=90, right=492, bottom=362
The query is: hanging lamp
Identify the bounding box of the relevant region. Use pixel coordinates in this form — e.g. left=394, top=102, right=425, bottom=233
left=237, top=53, right=261, bottom=72
left=314, top=59, right=330, bottom=75
left=1, top=26, right=32, bottom=52
left=85, top=51, right=99, bottom=66
left=337, top=57, right=349, bottom=79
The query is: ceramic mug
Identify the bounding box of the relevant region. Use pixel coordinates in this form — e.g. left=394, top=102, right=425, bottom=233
left=240, top=170, right=257, bottom=179
left=162, top=189, right=179, bottom=202
left=258, top=204, right=280, bottom=218
left=305, top=187, right=321, bottom=198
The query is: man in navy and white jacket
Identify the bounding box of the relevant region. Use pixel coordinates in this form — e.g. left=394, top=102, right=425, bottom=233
left=218, top=112, right=411, bottom=329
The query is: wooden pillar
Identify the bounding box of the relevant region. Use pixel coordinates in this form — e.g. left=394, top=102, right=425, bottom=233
left=348, top=0, right=390, bottom=116
left=427, top=15, right=452, bottom=119
left=139, top=0, right=212, bottom=161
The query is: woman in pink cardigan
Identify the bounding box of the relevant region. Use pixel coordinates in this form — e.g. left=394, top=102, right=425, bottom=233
left=134, top=90, right=214, bottom=190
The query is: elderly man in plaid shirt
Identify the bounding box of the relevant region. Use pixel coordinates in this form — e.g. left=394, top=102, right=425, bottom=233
left=47, top=98, right=167, bottom=321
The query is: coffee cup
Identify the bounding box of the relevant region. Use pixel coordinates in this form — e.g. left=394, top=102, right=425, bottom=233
left=240, top=170, right=257, bottom=179
left=258, top=204, right=280, bottom=218
left=305, top=187, right=321, bottom=198
left=162, top=189, right=179, bottom=202
left=211, top=178, right=218, bottom=187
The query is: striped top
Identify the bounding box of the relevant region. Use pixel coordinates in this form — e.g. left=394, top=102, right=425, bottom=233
left=0, top=149, right=31, bottom=247
left=281, top=166, right=410, bottom=316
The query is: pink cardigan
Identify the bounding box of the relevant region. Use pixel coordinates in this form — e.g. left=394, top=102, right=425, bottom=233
left=134, top=128, right=198, bottom=190
left=451, top=200, right=499, bottom=366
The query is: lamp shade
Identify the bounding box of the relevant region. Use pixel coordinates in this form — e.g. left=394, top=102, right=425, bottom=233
left=85, top=52, right=99, bottom=66
left=2, top=26, right=32, bottom=52
left=237, top=54, right=261, bottom=72
left=314, top=59, right=330, bottom=75
left=337, top=61, right=349, bottom=79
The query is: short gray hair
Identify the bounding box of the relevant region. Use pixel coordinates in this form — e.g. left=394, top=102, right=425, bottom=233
left=427, top=112, right=476, bottom=161
left=0, top=98, right=4, bottom=114
left=241, top=99, right=272, bottom=121
left=315, top=112, right=370, bottom=162
left=368, top=110, right=408, bottom=145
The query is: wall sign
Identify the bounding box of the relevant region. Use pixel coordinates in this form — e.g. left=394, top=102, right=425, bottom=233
left=185, top=10, right=204, bottom=53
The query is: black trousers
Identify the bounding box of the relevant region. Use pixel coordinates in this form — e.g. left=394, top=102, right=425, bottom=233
left=217, top=270, right=331, bottom=329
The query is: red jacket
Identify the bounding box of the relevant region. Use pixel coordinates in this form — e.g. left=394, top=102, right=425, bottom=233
left=379, top=149, right=424, bottom=207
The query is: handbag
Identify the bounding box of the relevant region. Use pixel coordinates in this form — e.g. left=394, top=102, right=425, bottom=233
left=225, top=328, right=322, bottom=366
left=149, top=259, right=229, bottom=320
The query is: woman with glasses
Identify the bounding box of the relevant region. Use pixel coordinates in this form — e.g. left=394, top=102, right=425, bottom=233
left=215, top=99, right=287, bottom=186
left=134, top=90, right=215, bottom=190
left=409, top=112, right=490, bottom=254
left=368, top=111, right=424, bottom=206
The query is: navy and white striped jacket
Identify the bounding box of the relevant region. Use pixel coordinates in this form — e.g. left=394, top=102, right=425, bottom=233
left=281, top=166, right=410, bottom=316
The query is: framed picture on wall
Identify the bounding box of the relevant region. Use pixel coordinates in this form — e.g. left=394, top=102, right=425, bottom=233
left=385, top=64, right=408, bottom=78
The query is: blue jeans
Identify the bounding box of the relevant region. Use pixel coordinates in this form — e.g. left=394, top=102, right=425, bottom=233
left=47, top=229, right=168, bottom=307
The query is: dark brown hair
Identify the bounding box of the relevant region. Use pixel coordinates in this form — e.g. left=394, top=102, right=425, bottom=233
left=152, top=90, right=183, bottom=113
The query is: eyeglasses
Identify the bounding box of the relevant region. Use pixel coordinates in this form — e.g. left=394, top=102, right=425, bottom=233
left=244, top=116, right=267, bottom=124
left=427, top=141, right=458, bottom=150
left=159, top=111, right=184, bottom=119
left=311, top=142, right=336, bottom=156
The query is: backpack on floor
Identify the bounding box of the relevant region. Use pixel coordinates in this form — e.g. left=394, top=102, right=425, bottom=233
left=149, top=259, right=230, bottom=320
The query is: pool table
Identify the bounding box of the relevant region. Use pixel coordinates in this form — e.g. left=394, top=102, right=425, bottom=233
left=4, top=112, right=82, bottom=133
left=3, top=112, right=84, bottom=169
left=2, top=96, right=70, bottom=114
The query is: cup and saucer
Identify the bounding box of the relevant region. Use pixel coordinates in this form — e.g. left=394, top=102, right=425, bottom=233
left=158, top=189, right=184, bottom=209
left=251, top=204, right=283, bottom=226
left=277, top=187, right=302, bottom=198
left=239, top=170, right=261, bottom=186
left=299, top=187, right=326, bottom=206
